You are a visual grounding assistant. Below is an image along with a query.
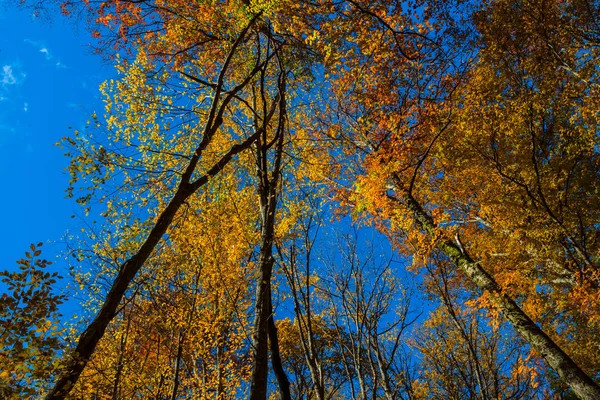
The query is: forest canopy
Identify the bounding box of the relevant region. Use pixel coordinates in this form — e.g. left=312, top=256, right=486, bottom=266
left=2, top=0, right=600, bottom=398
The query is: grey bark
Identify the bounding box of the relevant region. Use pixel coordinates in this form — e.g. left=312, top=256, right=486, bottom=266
left=403, top=192, right=600, bottom=400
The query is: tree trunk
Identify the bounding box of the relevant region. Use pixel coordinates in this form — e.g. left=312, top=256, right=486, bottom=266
left=170, top=330, right=184, bottom=400
left=404, top=192, right=600, bottom=400
left=45, top=15, right=266, bottom=398
left=249, top=245, right=275, bottom=400
left=249, top=71, right=289, bottom=400
left=268, top=295, right=292, bottom=400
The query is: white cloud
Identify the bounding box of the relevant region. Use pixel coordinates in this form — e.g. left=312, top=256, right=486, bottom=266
left=23, top=103, right=28, bottom=112
left=2, top=66, right=17, bottom=85
left=24, top=38, right=41, bottom=46
left=24, top=39, right=66, bottom=68
left=1, top=65, right=25, bottom=86
left=40, top=48, right=51, bottom=59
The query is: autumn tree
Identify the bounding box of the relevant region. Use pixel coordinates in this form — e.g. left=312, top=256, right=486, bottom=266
left=327, top=0, right=600, bottom=398
left=46, top=1, right=306, bottom=396
left=413, top=256, right=544, bottom=399
left=0, top=244, right=66, bottom=399
left=413, top=305, right=543, bottom=399
left=277, top=216, right=419, bottom=399
left=317, top=229, right=418, bottom=400
left=276, top=212, right=332, bottom=398
left=68, top=172, right=258, bottom=398
left=11, top=0, right=600, bottom=398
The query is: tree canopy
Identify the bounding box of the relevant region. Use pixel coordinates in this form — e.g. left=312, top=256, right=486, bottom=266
left=3, top=0, right=600, bottom=398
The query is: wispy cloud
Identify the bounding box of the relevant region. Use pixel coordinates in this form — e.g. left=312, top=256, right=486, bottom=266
left=0, top=64, right=26, bottom=112
left=23, top=102, right=28, bottom=112
left=24, top=38, right=43, bottom=48
left=1, top=64, right=26, bottom=86
left=1, top=65, right=26, bottom=86
left=40, top=48, right=51, bottom=59
left=2, top=66, right=16, bottom=85
left=24, top=39, right=67, bottom=68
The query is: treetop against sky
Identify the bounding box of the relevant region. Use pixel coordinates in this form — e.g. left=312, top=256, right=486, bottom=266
left=1, top=0, right=600, bottom=399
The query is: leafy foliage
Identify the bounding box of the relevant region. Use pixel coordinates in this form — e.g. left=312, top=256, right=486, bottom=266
left=0, top=244, right=65, bottom=399
left=8, top=0, right=600, bottom=398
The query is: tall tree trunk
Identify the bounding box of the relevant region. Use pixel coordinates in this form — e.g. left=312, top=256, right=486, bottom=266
left=268, top=294, right=292, bottom=400
left=403, top=191, right=600, bottom=400
left=44, top=15, right=266, bottom=399
left=111, top=309, right=131, bottom=400
left=249, top=71, right=289, bottom=400
left=170, top=330, right=184, bottom=400
left=249, top=275, right=272, bottom=400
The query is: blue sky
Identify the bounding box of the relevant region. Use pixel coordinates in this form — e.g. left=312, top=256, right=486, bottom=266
left=0, top=5, right=110, bottom=274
